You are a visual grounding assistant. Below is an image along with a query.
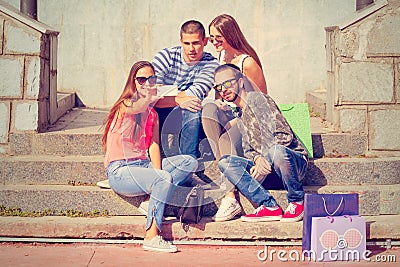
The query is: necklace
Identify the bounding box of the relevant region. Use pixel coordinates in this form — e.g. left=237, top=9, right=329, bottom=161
left=224, top=51, right=242, bottom=63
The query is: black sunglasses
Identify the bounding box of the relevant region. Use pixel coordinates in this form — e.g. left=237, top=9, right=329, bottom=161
left=213, top=78, right=237, bottom=92
left=136, top=75, right=157, bottom=86
left=209, top=35, right=223, bottom=43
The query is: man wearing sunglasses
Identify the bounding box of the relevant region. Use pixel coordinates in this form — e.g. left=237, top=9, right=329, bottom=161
left=215, top=64, right=308, bottom=223
left=152, top=20, right=219, bottom=159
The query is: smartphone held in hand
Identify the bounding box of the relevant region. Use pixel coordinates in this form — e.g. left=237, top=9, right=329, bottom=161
left=157, top=85, right=178, bottom=97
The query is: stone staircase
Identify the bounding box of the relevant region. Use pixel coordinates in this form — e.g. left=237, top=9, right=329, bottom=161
left=0, top=106, right=399, bottom=241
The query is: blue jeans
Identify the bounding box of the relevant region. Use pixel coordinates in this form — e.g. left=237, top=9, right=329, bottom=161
left=218, top=145, right=307, bottom=208
left=156, top=106, right=202, bottom=158
left=106, top=155, right=197, bottom=231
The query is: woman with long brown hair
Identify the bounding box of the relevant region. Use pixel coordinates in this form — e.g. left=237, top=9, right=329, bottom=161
left=209, top=13, right=267, bottom=93
left=202, top=14, right=268, bottom=222
left=102, top=61, right=197, bottom=252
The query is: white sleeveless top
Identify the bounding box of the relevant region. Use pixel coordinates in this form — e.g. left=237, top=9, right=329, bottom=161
left=219, top=50, right=249, bottom=72
left=237, top=54, right=250, bottom=73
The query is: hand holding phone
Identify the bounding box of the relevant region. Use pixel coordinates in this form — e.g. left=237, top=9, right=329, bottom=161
left=157, top=85, right=178, bottom=97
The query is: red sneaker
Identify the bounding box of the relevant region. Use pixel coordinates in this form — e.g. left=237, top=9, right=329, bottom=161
left=280, top=202, right=304, bottom=222
left=241, top=206, right=283, bottom=222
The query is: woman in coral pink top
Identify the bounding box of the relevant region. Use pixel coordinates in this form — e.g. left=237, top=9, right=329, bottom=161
left=102, top=61, right=197, bottom=253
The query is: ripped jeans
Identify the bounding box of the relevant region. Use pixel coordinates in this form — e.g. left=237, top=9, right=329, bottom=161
left=106, top=155, right=197, bottom=231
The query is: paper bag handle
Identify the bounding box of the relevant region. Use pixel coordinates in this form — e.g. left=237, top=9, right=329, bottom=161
left=322, top=196, right=344, bottom=216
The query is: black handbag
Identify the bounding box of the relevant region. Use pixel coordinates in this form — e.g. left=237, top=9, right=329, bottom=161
left=178, top=185, right=204, bottom=232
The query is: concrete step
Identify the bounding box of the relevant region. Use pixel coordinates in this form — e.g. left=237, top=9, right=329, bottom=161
left=9, top=107, right=369, bottom=158
left=0, top=214, right=399, bottom=241
left=9, top=131, right=368, bottom=159
left=306, top=90, right=326, bottom=119
left=1, top=155, right=399, bottom=187
left=54, top=92, right=76, bottom=124
left=9, top=132, right=103, bottom=156
left=0, top=155, right=105, bottom=186
left=0, top=184, right=399, bottom=216
left=311, top=132, right=367, bottom=158
left=9, top=108, right=106, bottom=156
left=305, top=157, right=400, bottom=186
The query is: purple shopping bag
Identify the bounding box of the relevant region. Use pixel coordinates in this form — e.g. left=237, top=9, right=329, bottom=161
left=302, top=193, right=359, bottom=252
left=310, top=215, right=366, bottom=261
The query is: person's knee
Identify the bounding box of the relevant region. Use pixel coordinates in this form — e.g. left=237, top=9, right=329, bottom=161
left=182, top=155, right=198, bottom=171
left=202, top=102, right=218, bottom=118
left=219, top=133, right=230, bottom=147
left=219, top=131, right=233, bottom=147
left=218, top=155, right=231, bottom=172
left=159, top=170, right=173, bottom=183
left=268, top=145, right=287, bottom=165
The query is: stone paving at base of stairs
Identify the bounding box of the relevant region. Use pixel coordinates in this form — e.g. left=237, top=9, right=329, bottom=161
left=1, top=242, right=398, bottom=267
left=0, top=215, right=399, bottom=241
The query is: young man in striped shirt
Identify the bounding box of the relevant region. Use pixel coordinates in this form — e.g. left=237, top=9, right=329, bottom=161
left=152, top=20, right=219, bottom=159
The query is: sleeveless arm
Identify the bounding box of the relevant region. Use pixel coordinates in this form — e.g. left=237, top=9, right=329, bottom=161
left=242, top=57, right=268, bottom=94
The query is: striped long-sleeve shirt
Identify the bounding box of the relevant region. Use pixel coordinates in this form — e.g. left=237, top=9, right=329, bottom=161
left=152, top=46, right=219, bottom=100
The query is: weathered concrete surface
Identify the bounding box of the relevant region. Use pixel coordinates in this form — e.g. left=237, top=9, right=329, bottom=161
left=340, top=61, right=394, bottom=103
left=0, top=155, right=105, bottom=185
left=0, top=215, right=398, bottom=241
left=4, top=20, right=42, bottom=55
left=0, top=102, right=10, bottom=143
left=311, top=132, right=368, bottom=158
left=304, top=157, right=400, bottom=186
left=2, top=155, right=399, bottom=186
left=324, top=1, right=400, bottom=153
left=0, top=57, right=24, bottom=98
left=2, top=0, right=357, bottom=107
left=339, top=108, right=367, bottom=133
left=13, top=102, right=39, bottom=131
left=306, top=91, right=326, bottom=118
left=1, top=184, right=399, bottom=216
left=370, top=109, right=400, bottom=150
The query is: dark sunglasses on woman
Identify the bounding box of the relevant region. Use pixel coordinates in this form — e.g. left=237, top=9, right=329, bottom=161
left=209, top=35, right=223, bottom=43
left=136, top=75, right=157, bottom=86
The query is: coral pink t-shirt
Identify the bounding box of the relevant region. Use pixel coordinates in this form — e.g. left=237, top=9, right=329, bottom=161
left=104, top=107, right=157, bottom=169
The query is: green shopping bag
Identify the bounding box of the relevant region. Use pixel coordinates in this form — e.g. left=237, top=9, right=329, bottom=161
left=278, top=103, right=313, bottom=158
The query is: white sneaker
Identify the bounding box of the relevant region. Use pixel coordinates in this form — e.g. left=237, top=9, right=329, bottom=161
left=96, top=179, right=110, bottom=189
left=138, top=200, right=149, bottom=216
left=213, top=197, right=242, bottom=222
left=143, top=235, right=178, bottom=253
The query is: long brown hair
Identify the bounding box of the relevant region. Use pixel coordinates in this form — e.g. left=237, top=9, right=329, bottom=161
left=209, top=14, right=263, bottom=69
left=102, top=61, right=155, bottom=151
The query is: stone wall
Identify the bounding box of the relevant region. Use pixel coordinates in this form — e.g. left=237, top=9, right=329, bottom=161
left=3, top=0, right=357, bottom=108
left=326, top=0, right=400, bottom=152
left=0, top=4, right=58, bottom=153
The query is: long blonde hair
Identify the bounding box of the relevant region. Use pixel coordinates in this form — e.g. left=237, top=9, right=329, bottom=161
left=102, top=61, right=155, bottom=151
left=209, top=14, right=263, bottom=69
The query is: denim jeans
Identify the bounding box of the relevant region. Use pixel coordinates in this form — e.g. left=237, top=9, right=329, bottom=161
left=218, top=145, right=307, bottom=208
left=155, top=106, right=202, bottom=158
left=106, top=155, right=197, bottom=231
